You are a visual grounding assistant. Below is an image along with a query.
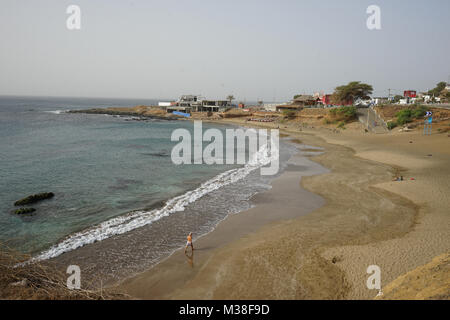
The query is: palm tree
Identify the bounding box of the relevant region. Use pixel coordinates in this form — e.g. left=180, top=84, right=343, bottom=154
left=227, top=95, right=235, bottom=105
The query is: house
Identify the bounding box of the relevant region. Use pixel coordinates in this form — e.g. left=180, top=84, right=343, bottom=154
left=373, top=97, right=389, bottom=105
left=264, top=103, right=286, bottom=112
left=166, top=95, right=232, bottom=113
left=319, top=94, right=333, bottom=106
left=402, top=90, right=417, bottom=104
left=292, top=95, right=318, bottom=107
left=315, top=93, right=353, bottom=106
left=404, top=90, right=417, bottom=98
left=158, top=102, right=174, bottom=107
left=197, top=99, right=231, bottom=112
left=178, top=95, right=202, bottom=108
left=276, top=104, right=303, bottom=112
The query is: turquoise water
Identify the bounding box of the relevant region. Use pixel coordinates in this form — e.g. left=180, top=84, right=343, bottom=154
left=0, top=96, right=238, bottom=254
left=0, top=96, right=298, bottom=284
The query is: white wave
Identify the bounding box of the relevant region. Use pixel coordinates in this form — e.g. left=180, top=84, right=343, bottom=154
left=44, top=110, right=65, bottom=114
left=30, top=140, right=279, bottom=262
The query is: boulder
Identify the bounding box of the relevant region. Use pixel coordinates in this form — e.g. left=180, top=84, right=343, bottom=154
left=14, top=208, right=36, bottom=215
left=14, top=192, right=54, bottom=206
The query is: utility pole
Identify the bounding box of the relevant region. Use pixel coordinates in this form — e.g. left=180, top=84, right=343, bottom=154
left=388, top=88, right=391, bottom=101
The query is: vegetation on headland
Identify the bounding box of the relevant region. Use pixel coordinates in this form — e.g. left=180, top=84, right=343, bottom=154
left=393, top=95, right=404, bottom=103
left=14, top=192, right=54, bottom=206
left=329, top=106, right=357, bottom=121
left=282, top=109, right=297, bottom=119
left=331, top=81, right=373, bottom=105
left=0, top=243, right=126, bottom=299
left=427, top=81, right=447, bottom=97
left=387, top=105, right=430, bottom=128
left=323, top=106, right=357, bottom=128
left=376, top=104, right=450, bottom=132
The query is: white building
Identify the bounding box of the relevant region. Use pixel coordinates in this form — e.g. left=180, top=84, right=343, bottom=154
left=263, top=103, right=286, bottom=112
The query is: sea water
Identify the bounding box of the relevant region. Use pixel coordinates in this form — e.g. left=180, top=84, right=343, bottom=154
left=0, top=96, right=297, bottom=284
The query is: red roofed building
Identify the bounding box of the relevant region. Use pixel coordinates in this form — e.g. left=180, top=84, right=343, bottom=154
left=404, top=90, right=417, bottom=98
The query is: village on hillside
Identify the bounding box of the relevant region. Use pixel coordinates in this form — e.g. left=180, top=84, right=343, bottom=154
left=158, top=81, right=450, bottom=112
left=75, top=81, right=450, bottom=135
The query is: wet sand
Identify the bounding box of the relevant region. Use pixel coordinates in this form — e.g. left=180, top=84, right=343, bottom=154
left=116, top=120, right=450, bottom=299
left=117, top=148, right=328, bottom=299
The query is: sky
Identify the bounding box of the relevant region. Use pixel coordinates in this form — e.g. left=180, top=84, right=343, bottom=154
left=0, top=0, right=449, bottom=102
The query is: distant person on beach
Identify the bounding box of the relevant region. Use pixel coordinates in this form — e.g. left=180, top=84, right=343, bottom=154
left=185, top=232, right=194, bottom=253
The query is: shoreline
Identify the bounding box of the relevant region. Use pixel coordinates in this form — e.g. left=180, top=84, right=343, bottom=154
left=115, top=139, right=330, bottom=299
left=115, top=118, right=449, bottom=299
left=40, top=119, right=296, bottom=287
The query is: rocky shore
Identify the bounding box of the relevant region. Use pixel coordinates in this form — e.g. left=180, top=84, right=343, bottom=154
left=68, top=106, right=180, bottom=121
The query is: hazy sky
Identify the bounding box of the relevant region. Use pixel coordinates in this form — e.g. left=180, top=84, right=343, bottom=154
left=1, top=0, right=449, bottom=102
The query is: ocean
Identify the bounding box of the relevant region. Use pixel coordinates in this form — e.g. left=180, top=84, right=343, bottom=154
left=0, top=96, right=297, bottom=284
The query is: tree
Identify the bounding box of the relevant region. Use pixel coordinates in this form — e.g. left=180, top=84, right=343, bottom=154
left=393, top=95, right=403, bottom=103
left=428, top=82, right=446, bottom=97
left=257, top=100, right=263, bottom=106
left=331, top=81, right=373, bottom=105
left=227, top=95, right=235, bottom=104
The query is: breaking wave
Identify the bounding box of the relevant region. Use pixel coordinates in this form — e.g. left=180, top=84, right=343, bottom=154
left=44, top=110, right=65, bottom=114
left=31, top=140, right=278, bottom=262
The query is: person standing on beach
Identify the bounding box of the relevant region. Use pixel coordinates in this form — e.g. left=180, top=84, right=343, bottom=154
left=185, top=232, right=194, bottom=253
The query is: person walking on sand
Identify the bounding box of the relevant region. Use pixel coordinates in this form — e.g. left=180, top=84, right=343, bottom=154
left=185, top=232, right=194, bottom=253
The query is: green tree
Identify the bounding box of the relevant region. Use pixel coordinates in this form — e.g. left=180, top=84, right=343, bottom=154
left=428, top=82, right=447, bottom=97
left=331, top=81, right=373, bottom=104
left=393, top=95, right=403, bottom=103
left=227, top=95, right=235, bottom=104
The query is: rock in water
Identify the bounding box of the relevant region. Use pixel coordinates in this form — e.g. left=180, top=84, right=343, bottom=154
left=14, top=192, right=54, bottom=206
left=14, top=208, right=36, bottom=215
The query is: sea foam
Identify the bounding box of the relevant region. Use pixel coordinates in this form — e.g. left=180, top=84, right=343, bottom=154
left=31, top=140, right=278, bottom=262
left=44, top=110, right=65, bottom=114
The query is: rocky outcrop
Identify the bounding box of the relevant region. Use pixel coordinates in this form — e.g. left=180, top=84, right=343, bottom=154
left=14, top=208, right=36, bottom=215
left=14, top=192, right=54, bottom=206
left=68, top=108, right=179, bottom=120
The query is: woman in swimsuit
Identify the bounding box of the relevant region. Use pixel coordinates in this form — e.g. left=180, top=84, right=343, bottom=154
left=185, top=232, right=194, bottom=253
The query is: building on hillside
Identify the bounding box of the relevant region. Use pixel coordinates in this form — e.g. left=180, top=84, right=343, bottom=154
left=158, top=101, right=175, bottom=107
left=404, top=90, right=417, bottom=98
left=276, top=104, right=303, bottom=112
left=402, top=90, right=417, bottom=104
left=314, top=93, right=353, bottom=106
left=165, top=95, right=232, bottom=113
left=373, top=97, right=389, bottom=105
left=263, top=103, right=286, bottom=112
left=178, top=95, right=202, bottom=108
left=197, top=99, right=230, bottom=112
left=292, top=95, right=318, bottom=107
left=319, top=94, right=333, bottom=106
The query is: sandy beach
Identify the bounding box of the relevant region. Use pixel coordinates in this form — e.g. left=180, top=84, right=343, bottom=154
left=116, top=119, right=450, bottom=299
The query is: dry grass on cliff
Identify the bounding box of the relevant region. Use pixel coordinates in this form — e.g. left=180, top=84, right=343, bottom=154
left=0, top=243, right=127, bottom=300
